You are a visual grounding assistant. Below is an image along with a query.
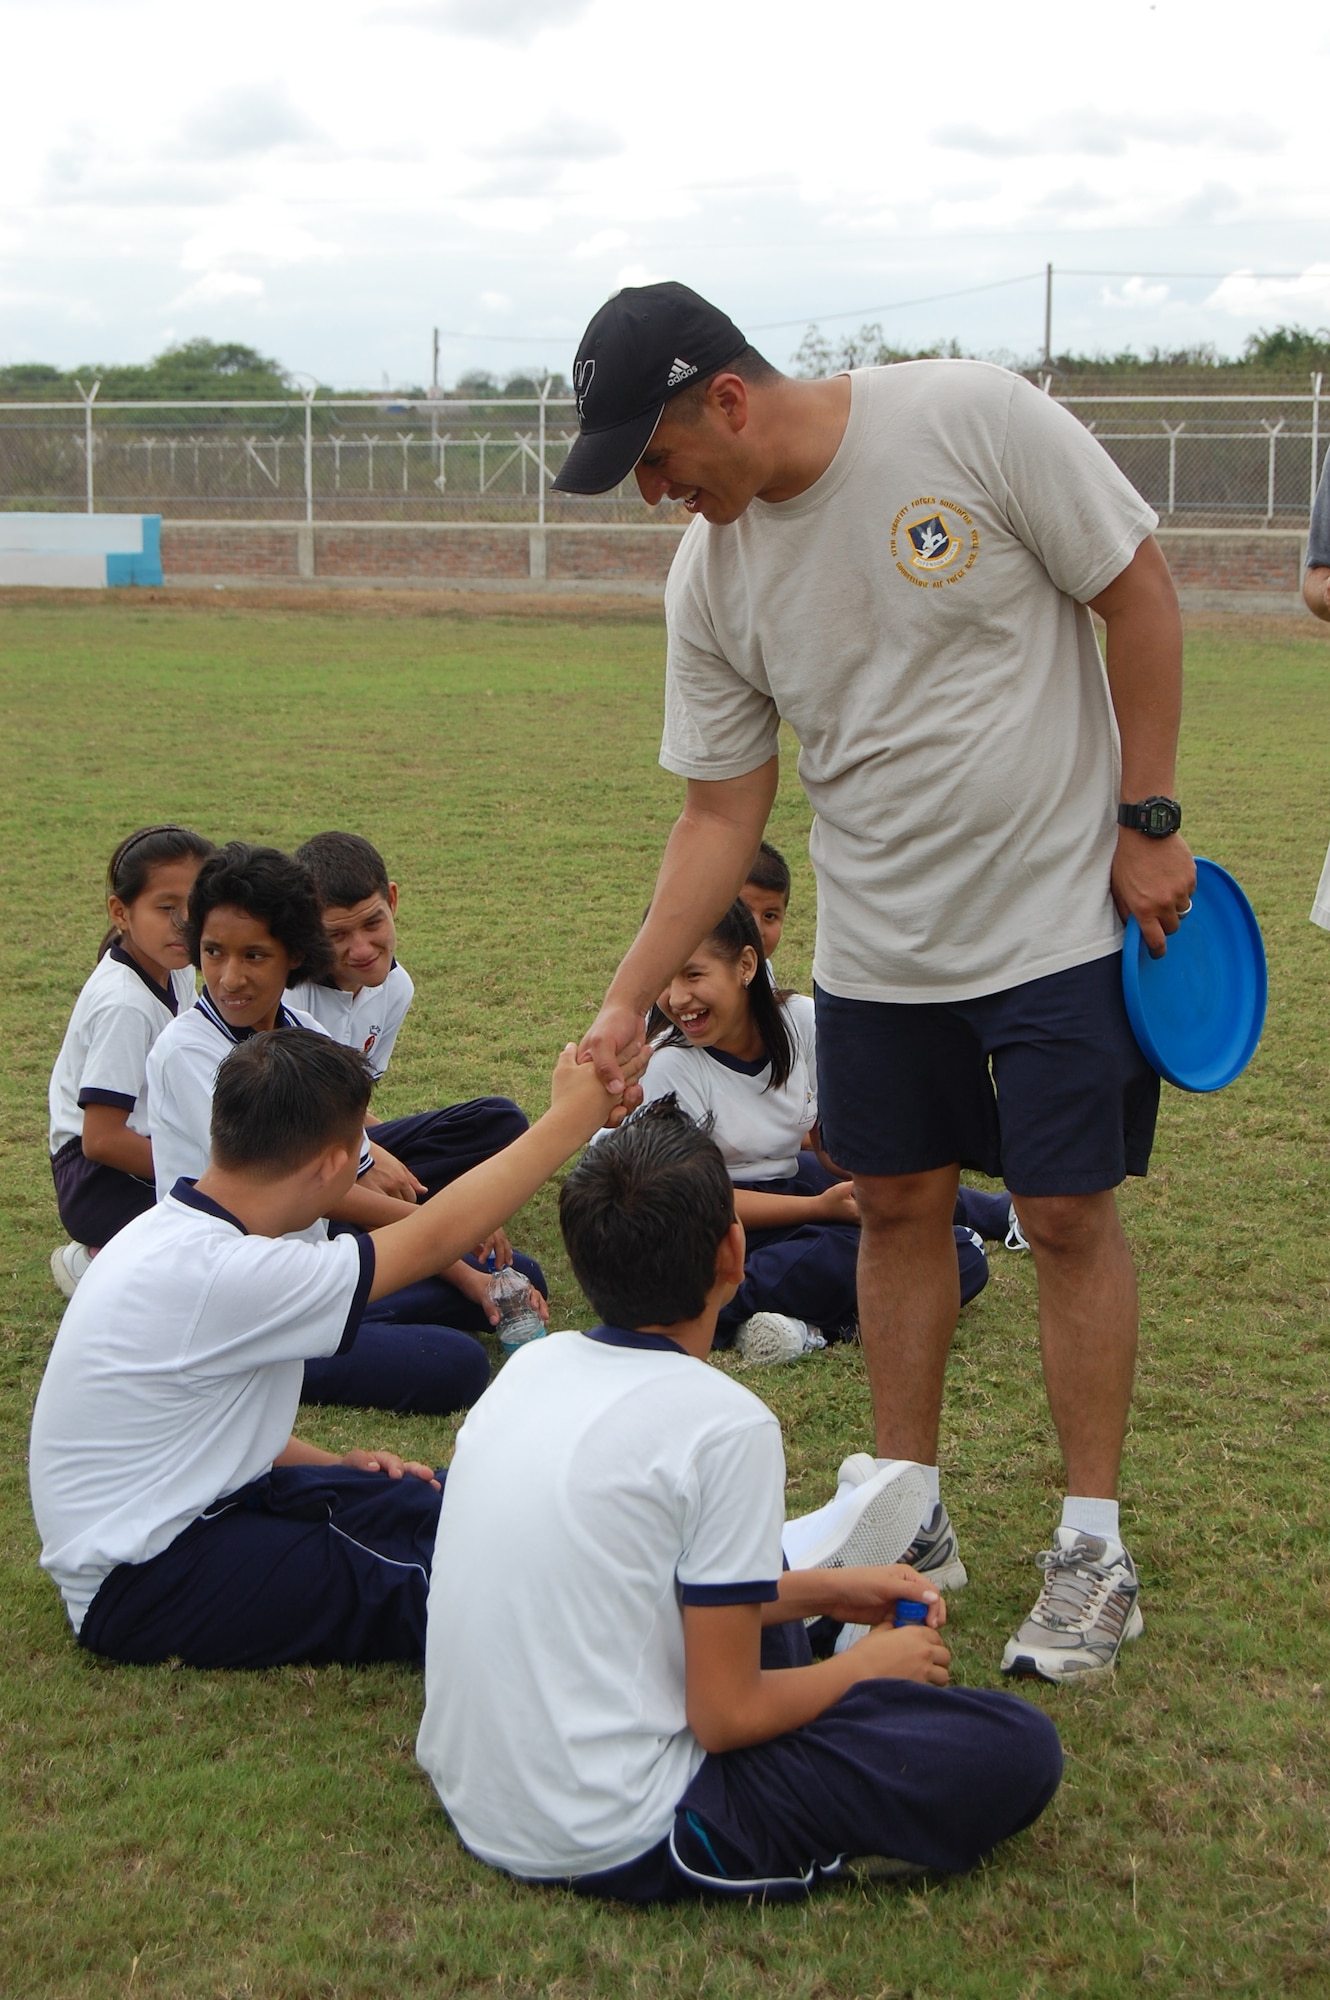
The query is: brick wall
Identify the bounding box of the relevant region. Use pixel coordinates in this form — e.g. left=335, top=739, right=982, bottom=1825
left=1156, top=531, right=1303, bottom=591
left=160, top=520, right=1307, bottom=596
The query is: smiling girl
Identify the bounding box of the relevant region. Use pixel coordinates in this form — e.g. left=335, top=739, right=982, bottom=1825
left=639, top=901, right=991, bottom=1363
left=48, top=824, right=215, bottom=1294
left=143, top=842, right=521, bottom=1416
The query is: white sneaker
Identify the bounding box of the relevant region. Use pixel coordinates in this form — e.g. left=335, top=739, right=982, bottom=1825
left=734, top=1312, right=826, bottom=1365
left=838, top=1454, right=968, bottom=1591
left=50, top=1243, right=92, bottom=1299
left=1000, top=1529, right=1143, bottom=1682
left=790, top=1459, right=930, bottom=1573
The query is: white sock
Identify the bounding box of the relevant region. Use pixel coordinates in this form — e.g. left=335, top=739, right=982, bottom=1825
left=1060, top=1495, right=1121, bottom=1544
left=880, top=1459, right=940, bottom=1512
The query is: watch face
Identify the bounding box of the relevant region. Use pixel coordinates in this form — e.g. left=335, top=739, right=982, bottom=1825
left=1145, top=799, right=1181, bottom=836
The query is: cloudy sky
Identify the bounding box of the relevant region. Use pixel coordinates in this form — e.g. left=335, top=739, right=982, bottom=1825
left=3, top=0, right=1328, bottom=388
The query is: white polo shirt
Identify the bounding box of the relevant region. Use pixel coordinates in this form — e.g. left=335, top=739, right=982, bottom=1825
left=49, top=947, right=196, bottom=1155
left=637, top=992, right=818, bottom=1183
left=287, top=961, right=415, bottom=1079
left=661, top=360, right=1158, bottom=1003
left=29, top=1181, right=374, bottom=1630
left=143, top=991, right=372, bottom=1207
left=417, top=1325, right=784, bottom=1880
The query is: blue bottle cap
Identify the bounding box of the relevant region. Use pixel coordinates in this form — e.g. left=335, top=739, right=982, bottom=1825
left=893, top=1599, right=929, bottom=1626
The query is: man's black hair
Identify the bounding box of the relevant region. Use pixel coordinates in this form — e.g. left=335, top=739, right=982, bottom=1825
left=744, top=839, right=791, bottom=901
left=669, top=345, right=781, bottom=422
left=185, top=841, right=334, bottom=986
left=210, top=1030, right=372, bottom=1179
left=559, top=1096, right=735, bottom=1329
left=294, top=830, right=391, bottom=911
left=646, top=898, right=795, bottom=1090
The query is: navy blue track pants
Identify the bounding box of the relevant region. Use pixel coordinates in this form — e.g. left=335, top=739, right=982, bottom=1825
left=78, top=1465, right=446, bottom=1669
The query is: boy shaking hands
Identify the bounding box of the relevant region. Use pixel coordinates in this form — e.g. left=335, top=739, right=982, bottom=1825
left=30, top=1031, right=616, bottom=1670
left=418, top=1098, right=1061, bottom=1902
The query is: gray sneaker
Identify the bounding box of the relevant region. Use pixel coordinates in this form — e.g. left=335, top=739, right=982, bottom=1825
left=1000, top=1529, right=1144, bottom=1682
left=838, top=1455, right=969, bottom=1591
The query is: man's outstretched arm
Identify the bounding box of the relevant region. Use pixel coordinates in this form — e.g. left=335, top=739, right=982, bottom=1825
left=579, top=758, right=780, bottom=1095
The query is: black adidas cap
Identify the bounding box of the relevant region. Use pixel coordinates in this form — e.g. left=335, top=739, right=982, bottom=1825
left=552, top=282, right=747, bottom=496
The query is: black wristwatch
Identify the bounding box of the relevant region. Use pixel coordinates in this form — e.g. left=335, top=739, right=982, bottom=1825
left=1117, top=796, right=1182, bottom=838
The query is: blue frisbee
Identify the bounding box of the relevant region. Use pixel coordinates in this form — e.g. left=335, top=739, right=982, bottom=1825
left=1121, top=858, right=1267, bottom=1093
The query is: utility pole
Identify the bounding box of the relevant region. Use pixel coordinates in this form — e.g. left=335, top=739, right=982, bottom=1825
left=1042, top=263, right=1053, bottom=371
left=432, top=327, right=440, bottom=396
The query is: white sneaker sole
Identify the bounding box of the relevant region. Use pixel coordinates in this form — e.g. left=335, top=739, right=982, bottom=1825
left=799, top=1461, right=930, bottom=1572
left=1001, top=1599, right=1145, bottom=1682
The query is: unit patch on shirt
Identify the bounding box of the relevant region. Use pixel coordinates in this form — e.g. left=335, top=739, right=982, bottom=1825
left=890, top=497, right=979, bottom=590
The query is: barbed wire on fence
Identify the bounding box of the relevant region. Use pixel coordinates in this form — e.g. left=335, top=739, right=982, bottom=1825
left=1, top=383, right=1326, bottom=528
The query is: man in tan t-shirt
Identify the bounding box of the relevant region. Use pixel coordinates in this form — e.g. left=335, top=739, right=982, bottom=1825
left=561, top=282, right=1195, bottom=1684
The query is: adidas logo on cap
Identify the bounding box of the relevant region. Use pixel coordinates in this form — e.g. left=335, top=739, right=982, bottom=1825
left=666, top=357, right=697, bottom=388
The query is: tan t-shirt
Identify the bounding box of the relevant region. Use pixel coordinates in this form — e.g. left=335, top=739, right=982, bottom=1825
left=660, top=360, right=1158, bottom=1002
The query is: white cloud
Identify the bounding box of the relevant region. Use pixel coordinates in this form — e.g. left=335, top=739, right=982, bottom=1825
left=613, top=261, right=665, bottom=291
left=1206, top=264, right=1330, bottom=320
left=174, top=83, right=325, bottom=160
left=932, top=108, right=1283, bottom=158
left=1101, top=277, right=1170, bottom=310
left=180, top=213, right=340, bottom=270
left=480, top=290, right=512, bottom=312
left=574, top=227, right=628, bottom=258
left=171, top=270, right=265, bottom=306
left=374, top=0, right=591, bottom=42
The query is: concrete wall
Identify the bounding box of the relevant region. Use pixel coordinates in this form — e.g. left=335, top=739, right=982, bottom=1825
left=159, top=519, right=1310, bottom=606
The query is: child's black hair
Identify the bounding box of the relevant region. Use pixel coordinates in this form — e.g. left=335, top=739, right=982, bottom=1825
left=98, top=823, right=215, bottom=960
left=294, top=831, right=390, bottom=911
left=211, top=1030, right=372, bottom=1179
left=559, top=1096, right=735, bottom=1329
left=185, top=842, right=334, bottom=987
left=646, top=898, right=795, bottom=1091
left=744, top=840, right=791, bottom=901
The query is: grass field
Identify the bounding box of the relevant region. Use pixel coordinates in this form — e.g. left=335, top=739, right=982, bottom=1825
left=1, top=592, right=1328, bottom=2000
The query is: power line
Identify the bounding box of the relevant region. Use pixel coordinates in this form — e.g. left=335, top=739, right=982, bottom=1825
left=1061, top=268, right=1314, bottom=280
left=433, top=271, right=1049, bottom=346
left=429, top=264, right=1325, bottom=350
left=748, top=272, right=1045, bottom=331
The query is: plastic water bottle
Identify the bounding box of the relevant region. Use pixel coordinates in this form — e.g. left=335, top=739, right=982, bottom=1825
left=894, top=1599, right=930, bottom=1628
left=486, top=1255, right=546, bottom=1356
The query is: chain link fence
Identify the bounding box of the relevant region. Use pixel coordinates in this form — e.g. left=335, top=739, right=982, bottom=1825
left=2, top=387, right=1326, bottom=527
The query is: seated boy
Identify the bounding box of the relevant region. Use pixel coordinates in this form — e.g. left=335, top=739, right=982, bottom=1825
left=289, top=831, right=529, bottom=1210
left=29, top=1030, right=614, bottom=1670
left=742, top=839, right=1025, bottom=1256
left=416, top=1097, right=1062, bottom=1902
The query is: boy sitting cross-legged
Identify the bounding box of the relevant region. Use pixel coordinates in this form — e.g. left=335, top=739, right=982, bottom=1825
left=416, top=1097, right=1062, bottom=1902
left=289, top=830, right=548, bottom=1326
left=290, top=831, right=530, bottom=1197
left=29, top=1030, right=616, bottom=1671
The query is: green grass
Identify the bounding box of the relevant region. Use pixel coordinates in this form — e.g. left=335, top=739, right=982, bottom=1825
left=2, top=595, right=1329, bottom=2000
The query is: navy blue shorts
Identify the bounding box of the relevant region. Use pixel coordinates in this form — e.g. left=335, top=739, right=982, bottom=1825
left=816, top=954, right=1160, bottom=1197
left=545, top=1622, right=1062, bottom=1904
